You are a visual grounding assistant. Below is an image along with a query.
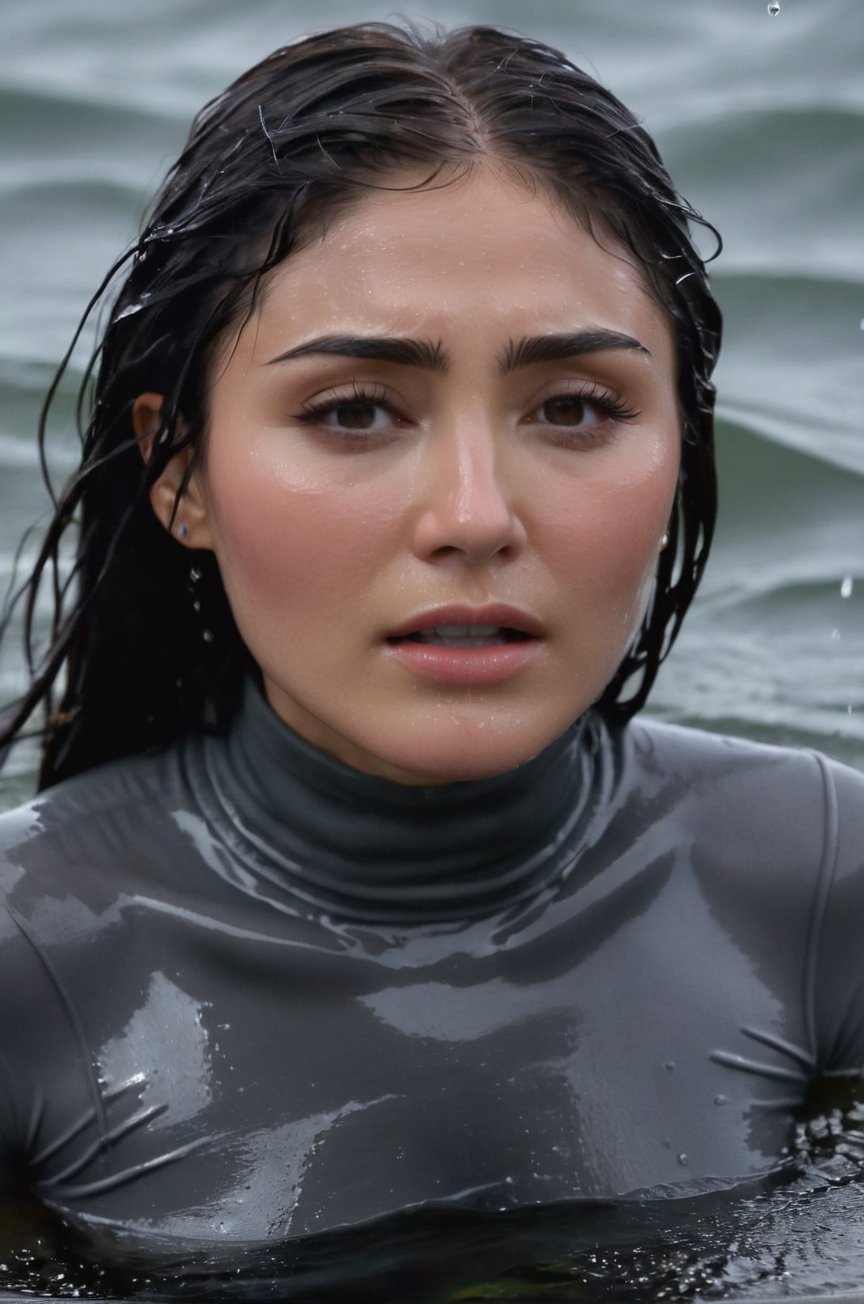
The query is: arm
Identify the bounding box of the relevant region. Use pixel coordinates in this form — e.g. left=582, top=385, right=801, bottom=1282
left=810, top=755, right=864, bottom=1074
left=0, top=889, right=89, bottom=1196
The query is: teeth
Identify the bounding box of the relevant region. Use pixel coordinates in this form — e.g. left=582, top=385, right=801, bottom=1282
left=434, top=625, right=500, bottom=636
left=409, top=624, right=507, bottom=647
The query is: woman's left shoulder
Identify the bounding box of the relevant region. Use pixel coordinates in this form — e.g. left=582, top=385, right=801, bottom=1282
left=626, top=716, right=864, bottom=869
left=632, top=714, right=863, bottom=789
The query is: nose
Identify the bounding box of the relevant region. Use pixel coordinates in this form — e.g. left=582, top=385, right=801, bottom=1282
left=410, top=423, right=527, bottom=566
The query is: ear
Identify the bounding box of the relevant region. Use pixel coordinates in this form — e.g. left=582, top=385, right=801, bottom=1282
left=132, top=392, right=214, bottom=550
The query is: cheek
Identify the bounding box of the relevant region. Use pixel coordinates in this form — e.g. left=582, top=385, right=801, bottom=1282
left=203, top=454, right=401, bottom=617
left=540, top=453, right=677, bottom=601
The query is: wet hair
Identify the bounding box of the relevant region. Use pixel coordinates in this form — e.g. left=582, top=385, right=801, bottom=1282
left=1, top=20, right=721, bottom=788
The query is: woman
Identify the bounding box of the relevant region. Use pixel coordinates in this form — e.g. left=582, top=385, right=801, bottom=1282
left=0, top=18, right=862, bottom=1266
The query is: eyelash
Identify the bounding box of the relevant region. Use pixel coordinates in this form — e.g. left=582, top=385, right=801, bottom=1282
left=296, top=382, right=395, bottom=434
left=540, top=381, right=641, bottom=425
left=294, top=380, right=640, bottom=444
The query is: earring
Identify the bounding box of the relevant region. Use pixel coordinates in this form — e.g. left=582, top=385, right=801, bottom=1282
left=659, top=532, right=670, bottom=551
left=177, top=522, right=190, bottom=540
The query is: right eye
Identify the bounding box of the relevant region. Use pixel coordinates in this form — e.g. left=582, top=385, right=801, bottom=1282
left=294, top=383, right=408, bottom=444
left=304, top=397, right=393, bottom=431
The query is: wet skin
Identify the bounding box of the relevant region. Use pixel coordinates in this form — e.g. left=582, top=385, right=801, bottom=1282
left=137, top=166, right=680, bottom=785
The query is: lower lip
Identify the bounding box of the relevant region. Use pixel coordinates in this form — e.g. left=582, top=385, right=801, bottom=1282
left=384, top=639, right=542, bottom=686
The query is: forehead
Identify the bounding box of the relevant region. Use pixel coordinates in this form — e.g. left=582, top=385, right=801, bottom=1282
left=238, top=167, right=675, bottom=365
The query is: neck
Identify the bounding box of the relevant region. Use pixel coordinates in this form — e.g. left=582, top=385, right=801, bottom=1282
left=191, top=680, right=607, bottom=923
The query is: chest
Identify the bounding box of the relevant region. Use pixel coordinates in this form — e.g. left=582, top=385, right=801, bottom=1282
left=29, top=885, right=809, bottom=1241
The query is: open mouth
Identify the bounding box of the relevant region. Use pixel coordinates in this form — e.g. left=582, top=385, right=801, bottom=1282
left=390, top=625, right=534, bottom=649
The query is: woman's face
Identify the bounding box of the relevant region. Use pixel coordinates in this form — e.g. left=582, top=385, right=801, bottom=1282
left=167, top=169, right=681, bottom=784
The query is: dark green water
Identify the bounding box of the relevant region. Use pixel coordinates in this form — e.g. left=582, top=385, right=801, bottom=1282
left=0, top=0, right=863, bottom=1298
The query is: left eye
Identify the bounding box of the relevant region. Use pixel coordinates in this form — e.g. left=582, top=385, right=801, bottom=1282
left=538, top=395, right=599, bottom=427
left=309, top=398, right=393, bottom=432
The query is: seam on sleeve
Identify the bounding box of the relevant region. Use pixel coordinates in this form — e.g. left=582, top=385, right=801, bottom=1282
left=6, top=904, right=110, bottom=1156
left=802, top=752, right=839, bottom=1070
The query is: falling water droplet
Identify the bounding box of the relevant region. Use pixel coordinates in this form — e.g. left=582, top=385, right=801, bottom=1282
left=841, top=576, right=853, bottom=598
left=714, top=1093, right=729, bottom=1106
left=189, top=566, right=202, bottom=583
left=677, top=1152, right=689, bottom=1166
left=767, top=2, right=780, bottom=14
left=831, top=628, right=841, bottom=641
left=202, top=628, right=214, bottom=643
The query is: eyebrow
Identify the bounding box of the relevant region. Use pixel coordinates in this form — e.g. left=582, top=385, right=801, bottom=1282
left=267, top=335, right=447, bottom=371
left=265, top=329, right=649, bottom=374
left=501, top=331, right=650, bottom=370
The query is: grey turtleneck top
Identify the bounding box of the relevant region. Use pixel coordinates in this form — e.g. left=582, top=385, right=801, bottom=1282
left=0, top=682, right=862, bottom=1260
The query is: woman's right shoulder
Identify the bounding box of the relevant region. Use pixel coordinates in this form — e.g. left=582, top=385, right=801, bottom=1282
left=0, top=739, right=195, bottom=908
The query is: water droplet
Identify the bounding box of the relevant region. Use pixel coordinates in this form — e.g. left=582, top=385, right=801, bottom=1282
left=841, top=576, right=854, bottom=598
left=202, top=628, right=214, bottom=643
left=831, top=628, right=841, bottom=640
left=677, top=1152, right=689, bottom=1166
left=663, top=1060, right=676, bottom=1071
left=767, top=2, right=780, bottom=14
left=714, top=1093, right=729, bottom=1105
left=189, top=566, right=202, bottom=583
left=192, top=599, right=201, bottom=612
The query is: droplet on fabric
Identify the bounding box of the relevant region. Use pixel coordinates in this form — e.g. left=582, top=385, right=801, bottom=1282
left=841, top=576, right=853, bottom=598
left=714, top=1094, right=729, bottom=1106
left=203, top=628, right=214, bottom=643
left=767, top=3, right=780, bottom=14
left=677, top=1152, right=689, bottom=1166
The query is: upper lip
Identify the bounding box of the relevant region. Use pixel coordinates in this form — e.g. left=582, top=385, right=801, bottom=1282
left=387, top=603, right=544, bottom=640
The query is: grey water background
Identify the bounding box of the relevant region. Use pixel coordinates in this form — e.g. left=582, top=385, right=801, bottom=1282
left=0, top=0, right=863, bottom=1300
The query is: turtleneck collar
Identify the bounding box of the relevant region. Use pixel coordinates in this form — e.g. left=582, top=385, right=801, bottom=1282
left=190, top=680, right=604, bottom=924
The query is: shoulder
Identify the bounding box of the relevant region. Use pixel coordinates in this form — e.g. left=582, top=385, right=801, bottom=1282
left=626, top=714, right=863, bottom=812
left=626, top=713, right=851, bottom=780
left=618, top=716, right=864, bottom=889
left=0, top=740, right=196, bottom=909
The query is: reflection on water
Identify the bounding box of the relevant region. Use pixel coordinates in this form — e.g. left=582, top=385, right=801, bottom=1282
left=2, top=1082, right=864, bottom=1301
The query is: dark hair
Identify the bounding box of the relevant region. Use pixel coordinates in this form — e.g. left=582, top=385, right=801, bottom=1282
left=1, top=20, right=722, bottom=788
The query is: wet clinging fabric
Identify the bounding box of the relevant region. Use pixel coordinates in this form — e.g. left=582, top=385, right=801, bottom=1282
left=0, top=680, right=863, bottom=1254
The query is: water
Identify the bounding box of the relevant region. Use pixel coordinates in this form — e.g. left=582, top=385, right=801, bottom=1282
left=0, top=0, right=863, bottom=1298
